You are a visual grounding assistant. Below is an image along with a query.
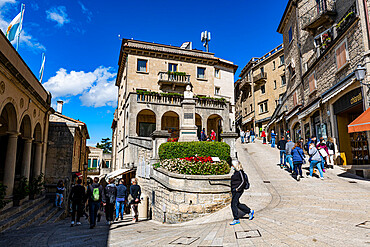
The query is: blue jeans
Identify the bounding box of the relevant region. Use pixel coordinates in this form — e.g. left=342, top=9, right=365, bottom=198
left=241, top=136, right=244, bottom=143
left=286, top=154, right=293, bottom=170
left=55, top=193, right=63, bottom=207
left=251, top=135, right=255, bottom=143
left=271, top=138, right=276, bottom=148
left=89, top=201, right=100, bottom=227
left=293, top=162, right=303, bottom=176
left=116, top=200, right=125, bottom=218
left=320, top=156, right=325, bottom=170
left=280, top=150, right=286, bottom=166
left=310, top=160, right=324, bottom=178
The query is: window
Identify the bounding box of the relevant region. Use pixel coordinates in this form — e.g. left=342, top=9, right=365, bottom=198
left=92, top=159, right=98, bottom=168
left=309, top=72, right=316, bottom=93
left=259, top=101, right=268, bottom=114
left=137, top=59, right=147, bottom=72
left=288, top=27, right=293, bottom=43
left=293, top=92, right=298, bottom=106
left=215, top=87, right=220, bottom=95
left=168, top=63, right=178, bottom=72
left=260, top=67, right=264, bottom=75
left=261, top=85, right=265, bottom=94
left=273, top=61, right=276, bottom=70
left=105, top=160, right=110, bottom=168
left=215, top=68, right=220, bottom=78
left=335, top=39, right=348, bottom=71
left=281, top=75, right=286, bottom=86
left=280, top=55, right=285, bottom=65
left=274, top=80, right=277, bottom=89
left=88, top=159, right=91, bottom=168
left=250, top=104, right=253, bottom=112
left=197, top=67, right=206, bottom=79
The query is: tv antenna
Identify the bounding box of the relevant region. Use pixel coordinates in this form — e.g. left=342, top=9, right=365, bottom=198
left=201, top=31, right=211, bottom=52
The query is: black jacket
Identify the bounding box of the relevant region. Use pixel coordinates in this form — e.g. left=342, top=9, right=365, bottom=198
left=231, top=170, right=246, bottom=191
left=69, top=184, right=86, bottom=202
left=86, top=183, right=105, bottom=202
left=277, top=140, right=287, bottom=150
left=327, top=141, right=335, bottom=152
left=130, top=185, right=141, bottom=203
left=116, top=184, right=128, bottom=199
left=104, top=184, right=117, bottom=204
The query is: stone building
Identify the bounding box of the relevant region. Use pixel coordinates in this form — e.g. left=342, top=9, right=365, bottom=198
left=45, top=101, right=90, bottom=187
left=0, top=31, right=52, bottom=200
left=86, top=146, right=112, bottom=178
left=272, top=0, right=370, bottom=178
left=112, top=39, right=238, bottom=170
left=235, top=44, right=286, bottom=137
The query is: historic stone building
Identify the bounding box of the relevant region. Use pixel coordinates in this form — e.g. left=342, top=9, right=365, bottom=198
left=86, top=146, right=112, bottom=179
left=235, top=44, right=286, bottom=137
left=272, top=0, right=370, bottom=178
left=0, top=31, right=52, bottom=200
left=112, top=39, right=238, bottom=170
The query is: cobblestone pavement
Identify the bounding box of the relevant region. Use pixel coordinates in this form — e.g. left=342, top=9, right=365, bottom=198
left=1, top=140, right=370, bottom=246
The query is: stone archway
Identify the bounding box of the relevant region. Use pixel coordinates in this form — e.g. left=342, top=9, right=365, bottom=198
left=161, top=111, right=180, bottom=138
left=195, top=113, right=202, bottom=140
left=136, top=109, right=156, bottom=137
left=207, top=114, right=223, bottom=141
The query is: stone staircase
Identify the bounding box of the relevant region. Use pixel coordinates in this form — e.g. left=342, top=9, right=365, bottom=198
left=0, top=196, right=65, bottom=233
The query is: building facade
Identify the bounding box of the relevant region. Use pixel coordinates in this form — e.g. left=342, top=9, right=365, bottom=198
left=0, top=31, right=52, bottom=199
left=112, top=39, right=238, bottom=170
left=272, top=0, right=370, bottom=178
left=235, top=44, right=286, bottom=137
left=87, top=146, right=112, bottom=178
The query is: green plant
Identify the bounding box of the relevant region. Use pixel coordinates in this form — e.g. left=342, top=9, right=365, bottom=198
left=0, top=183, right=8, bottom=209
left=29, top=173, right=45, bottom=196
left=195, top=95, right=226, bottom=102
left=13, top=177, right=29, bottom=200
left=153, top=162, right=161, bottom=168
left=88, top=167, right=97, bottom=171
left=167, top=71, right=187, bottom=76
left=158, top=141, right=230, bottom=161
left=157, top=158, right=230, bottom=175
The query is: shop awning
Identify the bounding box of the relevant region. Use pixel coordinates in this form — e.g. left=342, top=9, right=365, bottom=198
left=105, top=168, right=132, bottom=179
left=348, top=108, right=370, bottom=133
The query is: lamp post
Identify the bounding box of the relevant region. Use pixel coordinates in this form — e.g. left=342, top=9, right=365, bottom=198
left=354, top=64, right=368, bottom=110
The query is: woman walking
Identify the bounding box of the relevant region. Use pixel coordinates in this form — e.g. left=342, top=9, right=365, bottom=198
left=115, top=179, right=127, bottom=221
left=103, top=178, right=117, bottom=225
left=291, top=142, right=305, bottom=181
left=230, top=161, right=254, bottom=225
left=309, top=142, right=324, bottom=180
left=55, top=180, right=65, bottom=208
left=129, top=178, right=141, bottom=222
left=327, top=137, right=335, bottom=168
left=317, top=137, right=329, bottom=172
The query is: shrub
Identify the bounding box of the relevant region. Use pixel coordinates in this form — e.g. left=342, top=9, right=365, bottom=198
left=159, top=141, right=230, bottom=161
left=0, top=183, right=8, bottom=209
left=29, top=173, right=44, bottom=197
left=159, top=158, right=230, bottom=175
left=13, top=177, right=29, bottom=200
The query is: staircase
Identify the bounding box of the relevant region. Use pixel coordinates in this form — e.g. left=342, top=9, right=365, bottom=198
left=0, top=196, right=66, bottom=233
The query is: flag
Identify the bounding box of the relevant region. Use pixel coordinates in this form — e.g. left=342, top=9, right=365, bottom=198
left=39, top=53, right=45, bottom=83
left=6, top=5, right=25, bottom=42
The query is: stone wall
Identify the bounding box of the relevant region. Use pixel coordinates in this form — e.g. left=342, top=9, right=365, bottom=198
left=139, top=167, right=231, bottom=224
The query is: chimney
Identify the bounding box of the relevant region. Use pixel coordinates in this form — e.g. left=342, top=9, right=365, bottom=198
left=57, top=100, right=63, bottom=114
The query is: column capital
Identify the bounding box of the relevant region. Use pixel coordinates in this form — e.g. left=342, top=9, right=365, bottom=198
left=22, top=137, right=34, bottom=142
left=34, top=141, right=44, bottom=145
left=6, top=131, right=20, bottom=138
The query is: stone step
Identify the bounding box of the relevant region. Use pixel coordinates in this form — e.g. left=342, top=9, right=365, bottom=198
left=0, top=196, right=46, bottom=222
left=49, top=208, right=66, bottom=223
left=14, top=203, right=54, bottom=230
left=0, top=198, right=49, bottom=233
left=35, top=207, right=60, bottom=226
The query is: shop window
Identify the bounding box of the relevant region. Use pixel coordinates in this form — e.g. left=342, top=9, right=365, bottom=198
left=309, top=72, right=316, bottom=93
left=335, top=39, right=348, bottom=71
left=168, top=63, right=178, bottom=72
left=197, top=67, right=206, bottom=79
left=137, top=59, right=148, bottom=72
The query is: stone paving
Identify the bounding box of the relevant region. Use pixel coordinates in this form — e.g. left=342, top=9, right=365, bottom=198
left=1, top=140, right=370, bottom=246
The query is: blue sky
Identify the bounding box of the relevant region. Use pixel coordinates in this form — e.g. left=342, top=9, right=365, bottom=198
left=0, top=0, right=288, bottom=146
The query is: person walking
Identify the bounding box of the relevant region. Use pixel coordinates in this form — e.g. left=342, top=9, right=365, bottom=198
left=250, top=129, right=255, bottom=143
left=308, top=142, right=324, bottom=180
left=327, top=137, right=335, bottom=168
left=86, top=177, right=105, bottom=229
left=230, top=161, right=254, bottom=225
left=103, top=178, right=117, bottom=225
left=210, top=130, right=216, bottom=142
left=240, top=130, right=245, bottom=144
left=245, top=130, right=250, bottom=143
left=69, top=178, right=86, bottom=227
left=270, top=130, right=277, bottom=148
left=277, top=136, right=287, bottom=169
left=129, top=178, right=141, bottom=222
left=317, top=137, right=329, bottom=172
left=55, top=180, right=65, bottom=208
left=201, top=128, right=207, bottom=141
left=115, top=179, right=127, bottom=221
left=291, top=142, right=305, bottom=181
left=261, top=130, right=267, bottom=144
left=285, top=137, right=295, bottom=172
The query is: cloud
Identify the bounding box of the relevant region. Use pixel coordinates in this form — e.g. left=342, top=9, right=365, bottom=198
left=78, top=1, right=92, bottom=22
left=0, top=0, right=16, bottom=8
left=43, top=66, right=117, bottom=108
left=46, top=6, right=70, bottom=26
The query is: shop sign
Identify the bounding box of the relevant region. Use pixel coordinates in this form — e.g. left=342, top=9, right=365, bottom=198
left=333, top=87, right=362, bottom=115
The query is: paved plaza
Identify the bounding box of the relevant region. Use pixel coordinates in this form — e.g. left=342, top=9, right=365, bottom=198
left=1, top=140, right=369, bottom=246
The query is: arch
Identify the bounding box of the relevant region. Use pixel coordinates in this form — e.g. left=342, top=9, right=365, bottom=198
left=195, top=113, right=202, bottom=140
left=161, top=111, right=180, bottom=138
left=20, top=115, right=32, bottom=139
left=0, top=102, right=17, bottom=133
left=136, top=109, right=156, bottom=137
left=33, top=123, right=42, bottom=142
left=207, top=114, right=223, bottom=141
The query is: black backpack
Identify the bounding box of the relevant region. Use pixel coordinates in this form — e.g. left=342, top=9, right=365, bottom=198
left=105, top=186, right=116, bottom=204
left=241, top=171, right=250, bottom=190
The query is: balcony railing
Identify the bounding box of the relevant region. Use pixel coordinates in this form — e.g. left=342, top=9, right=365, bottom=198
left=158, top=72, right=191, bottom=85
left=195, top=98, right=227, bottom=109
left=301, top=0, right=336, bottom=31
left=136, top=92, right=183, bottom=106
left=239, top=77, right=251, bottom=90
left=253, top=72, right=267, bottom=83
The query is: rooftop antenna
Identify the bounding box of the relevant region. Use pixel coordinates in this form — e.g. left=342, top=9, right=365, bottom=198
left=201, top=31, right=211, bottom=52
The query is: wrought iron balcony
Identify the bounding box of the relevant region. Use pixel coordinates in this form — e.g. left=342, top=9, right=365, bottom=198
left=158, top=72, right=191, bottom=88
left=253, top=72, right=267, bottom=84
left=301, top=0, right=336, bottom=32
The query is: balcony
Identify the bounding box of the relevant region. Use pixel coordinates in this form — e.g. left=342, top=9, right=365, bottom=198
left=301, top=1, right=336, bottom=32
left=136, top=91, right=183, bottom=106
left=239, top=77, right=251, bottom=91
left=158, top=72, right=191, bottom=90
left=253, top=72, right=267, bottom=84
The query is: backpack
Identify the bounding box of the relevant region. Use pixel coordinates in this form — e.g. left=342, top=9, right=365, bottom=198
left=241, top=171, right=250, bottom=190
left=106, top=186, right=116, bottom=204
left=92, top=187, right=100, bottom=201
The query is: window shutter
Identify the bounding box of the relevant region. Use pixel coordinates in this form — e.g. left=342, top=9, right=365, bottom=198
left=309, top=73, right=316, bottom=92
left=293, top=92, right=298, bottom=106
left=336, top=42, right=347, bottom=70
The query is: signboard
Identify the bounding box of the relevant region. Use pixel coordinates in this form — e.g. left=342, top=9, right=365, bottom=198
left=184, top=113, right=193, bottom=119
left=333, top=87, right=362, bottom=115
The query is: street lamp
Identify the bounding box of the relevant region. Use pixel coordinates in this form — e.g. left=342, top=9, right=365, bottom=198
left=83, top=163, right=88, bottom=171
left=355, top=64, right=366, bottom=83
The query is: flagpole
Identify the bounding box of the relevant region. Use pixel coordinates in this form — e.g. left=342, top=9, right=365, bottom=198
left=39, top=53, right=45, bottom=82
left=16, top=4, right=25, bottom=52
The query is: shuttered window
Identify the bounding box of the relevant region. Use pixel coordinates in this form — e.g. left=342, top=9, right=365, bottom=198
left=336, top=40, right=348, bottom=70
left=309, top=72, right=316, bottom=93
left=293, top=92, right=298, bottom=106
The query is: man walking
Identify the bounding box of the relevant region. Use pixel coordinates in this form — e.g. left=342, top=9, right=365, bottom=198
left=285, top=137, right=295, bottom=172
left=115, top=179, right=127, bottom=221
left=270, top=130, right=277, bottom=148
left=250, top=129, right=255, bottom=143
left=86, top=177, right=105, bottom=229
left=277, top=136, right=287, bottom=169
left=104, top=178, right=117, bottom=225
left=240, top=130, right=245, bottom=144
left=69, top=179, right=85, bottom=227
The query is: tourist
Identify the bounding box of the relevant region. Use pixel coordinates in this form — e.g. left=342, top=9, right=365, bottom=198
left=277, top=136, right=287, bottom=169
left=261, top=130, right=267, bottom=144
left=270, top=130, right=277, bottom=148
left=285, top=137, right=295, bottom=172
left=69, top=178, right=86, bottom=227
left=240, top=129, right=245, bottom=144
left=104, top=178, right=117, bottom=225
left=55, top=180, right=65, bottom=208
left=129, top=178, right=141, bottom=222
left=115, top=179, right=128, bottom=221
left=327, top=137, right=335, bottom=168
left=308, top=142, right=324, bottom=180
left=291, top=142, right=305, bottom=181
left=250, top=129, right=255, bottom=143
left=86, top=177, right=105, bottom=229
left=201, top=128, right=207, bottom=141
left=317, top=137, right=329, bottom=172
left=245, top=130, right=250, bottom=143
left=230, top=161, right=254, bottom=225
left=210, top=129, right=216, bottom=142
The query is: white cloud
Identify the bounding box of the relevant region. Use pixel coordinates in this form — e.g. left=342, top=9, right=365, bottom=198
left=78, top=1, right=92, bottom=22
left=43, top=66, right=117, bottom=108
left=0, top=0, right=16, bottom=8
left=46, top=6, right=70, bottom=26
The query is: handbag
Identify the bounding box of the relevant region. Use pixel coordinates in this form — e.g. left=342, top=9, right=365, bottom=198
left=298, top=150, right=306, bottom=164
left=319, top=148, right=328, bottom=157
left=328, top=150, right=334, bottom=155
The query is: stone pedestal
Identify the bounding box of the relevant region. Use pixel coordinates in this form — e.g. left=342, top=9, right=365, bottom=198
left=220, top=132, right=238, bottom=162
left=151, top=130, right=171, bottom=161
left=179, top=98, right=198, bottom=142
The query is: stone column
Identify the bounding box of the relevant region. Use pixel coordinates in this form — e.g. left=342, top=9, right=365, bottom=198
left=21, top=138, right=33, bottom=180
left=3, top=132, right=19, bottom=197
left=220, top=132, right=238, bottom=163
left=33, top=142, right=43, bottom=177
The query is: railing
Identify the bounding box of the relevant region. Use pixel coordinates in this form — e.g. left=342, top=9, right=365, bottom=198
left=239, top=77, right=251, bottom=90
left=253, top=72, right=267, bottom=83
left=195, top=98, right=227, bottom=109
left=301, top=0, right=336, bottom=29
left=336, top=3, right=357, bottom=36
left=136, top=93, right=183, bottom=106
left=158, top=72, right=191, bottom=84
